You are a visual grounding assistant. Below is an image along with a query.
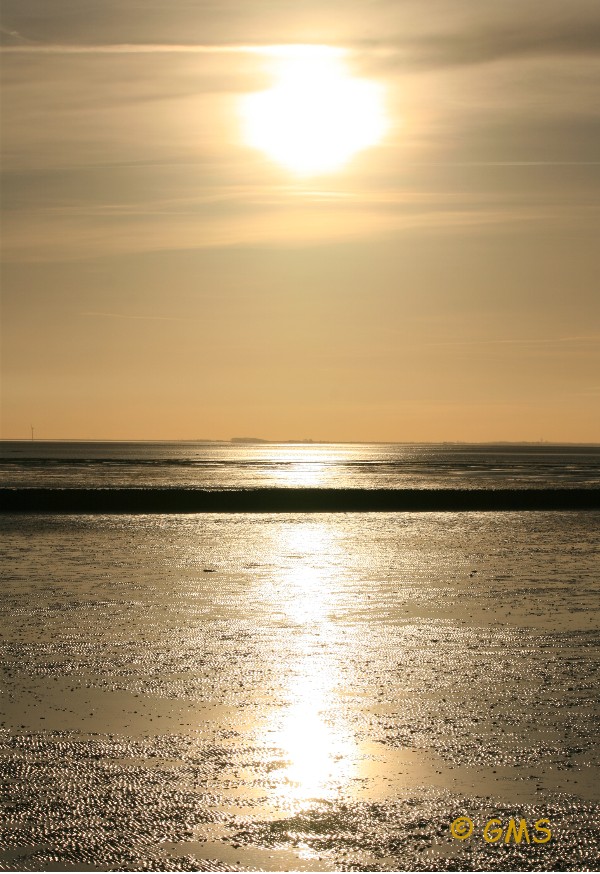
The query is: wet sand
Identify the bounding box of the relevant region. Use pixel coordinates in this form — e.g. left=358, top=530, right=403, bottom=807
left=1, top=511, right=599, bottom=871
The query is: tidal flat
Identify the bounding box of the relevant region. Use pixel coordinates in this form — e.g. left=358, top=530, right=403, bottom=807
left=1, top=511, right=599, bottom=871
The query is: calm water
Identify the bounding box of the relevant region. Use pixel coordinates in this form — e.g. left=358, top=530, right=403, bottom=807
left=0, top=443, right=599, bottom=870
left=1, top=441, right=599, bottom=489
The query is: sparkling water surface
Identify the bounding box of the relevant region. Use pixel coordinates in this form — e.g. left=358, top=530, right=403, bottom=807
left=1, top=503, right=599, bottom=871
left=1, top=441, right=599, bottom=489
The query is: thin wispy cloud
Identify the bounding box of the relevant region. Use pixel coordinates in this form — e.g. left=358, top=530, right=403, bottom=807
left=81, top=311, right=191, bottom=322
left=397, top=334, right=600, bottom=350
left=0, top=25, right=31, bottom=44
left=5, top=199, right=586, bottom=263
left=4, top=18, right=600, bottom=67
left=0, top=42, right=271, bottom=54
left=370, top=21, right=600, bottom=70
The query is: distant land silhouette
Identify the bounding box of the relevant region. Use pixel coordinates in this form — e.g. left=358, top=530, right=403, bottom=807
left=230, top=437, right=315, bottom=444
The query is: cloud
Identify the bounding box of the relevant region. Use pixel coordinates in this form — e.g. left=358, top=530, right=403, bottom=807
left=3, top=20, right=600, bottom=67
left=0, top=24, right=33, bottom=45
left=81, top=311, right=190, bottom=322
left=0, top=42, right=270, bottom=54
left=4, top=195, right=594, bottom=263
left=402, top=20, right=600, bottom=68
left=2, top=1, right=598, bottom=264
left=388, top=333, right=600, bottom=350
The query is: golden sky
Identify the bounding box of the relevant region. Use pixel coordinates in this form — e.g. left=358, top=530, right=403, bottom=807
left=1, top=0, right=599, bottom=441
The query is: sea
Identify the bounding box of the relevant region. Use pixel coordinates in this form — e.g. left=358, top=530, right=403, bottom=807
left=1, top=442, right=599, bottom=871
left=1, top=440, right=599, bottom=490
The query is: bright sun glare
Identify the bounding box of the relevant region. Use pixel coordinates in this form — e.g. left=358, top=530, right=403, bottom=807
left=241, top=47, right=387, bottom=176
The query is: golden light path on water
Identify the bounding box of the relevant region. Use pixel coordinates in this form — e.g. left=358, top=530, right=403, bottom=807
left=2, top=503, right=599, bottom=869
left=267, top=446, right=331, bottom=487
left=259, top=523, right=358, bottom=804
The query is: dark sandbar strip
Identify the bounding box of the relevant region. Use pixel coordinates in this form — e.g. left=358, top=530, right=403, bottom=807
left=1, top=487, right=599, bottom=513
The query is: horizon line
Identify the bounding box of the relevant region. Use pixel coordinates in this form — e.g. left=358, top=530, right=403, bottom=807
left=1, top=438, right=599, bottom=447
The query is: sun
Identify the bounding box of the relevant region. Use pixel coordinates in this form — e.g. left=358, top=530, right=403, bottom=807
left=241, top=47, right=387, bottom=176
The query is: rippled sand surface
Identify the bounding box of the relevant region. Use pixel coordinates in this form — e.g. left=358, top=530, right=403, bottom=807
left=1, top=512, right=599, bottom=871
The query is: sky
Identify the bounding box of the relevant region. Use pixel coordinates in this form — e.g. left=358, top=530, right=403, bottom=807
left=1, top=0, right=599, bottom=442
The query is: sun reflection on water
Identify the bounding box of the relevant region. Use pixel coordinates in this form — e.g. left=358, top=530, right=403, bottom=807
left=267, top=446, right=331, bottom=487
left=260, top=521, right=358, bottom=805
left=270, top=670, right=356, bottom=802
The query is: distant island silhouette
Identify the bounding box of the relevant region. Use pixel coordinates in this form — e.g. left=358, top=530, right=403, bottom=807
left=230, top=437, right=315, bottom=444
